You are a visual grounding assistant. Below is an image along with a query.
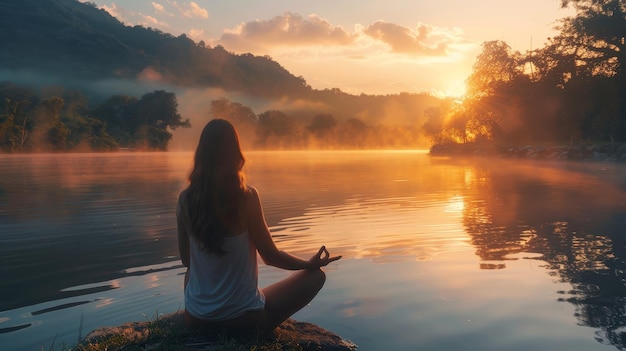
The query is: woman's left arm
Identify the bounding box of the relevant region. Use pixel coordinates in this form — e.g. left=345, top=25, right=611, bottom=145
left=246, top=186, right=340, bottom=270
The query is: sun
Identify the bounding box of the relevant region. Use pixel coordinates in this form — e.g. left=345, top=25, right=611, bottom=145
left=443, top=80, right=467, bottom=99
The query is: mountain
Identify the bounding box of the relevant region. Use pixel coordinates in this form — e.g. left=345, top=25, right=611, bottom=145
left=0, top=0, right=309, bottom=98
left=0, top=0, right=442, bottom=133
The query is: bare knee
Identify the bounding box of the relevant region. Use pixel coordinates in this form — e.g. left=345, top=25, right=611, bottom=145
left=306, top=268, right=326, bottom=291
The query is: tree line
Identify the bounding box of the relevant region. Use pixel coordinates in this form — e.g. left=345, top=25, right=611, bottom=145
left=205, top=98, right=429, bottom=150
left=0, top=82, right=189, bottom=152
left=0, top=83, right=432, bottom=153
left=424, top=0, right=626, bottom=146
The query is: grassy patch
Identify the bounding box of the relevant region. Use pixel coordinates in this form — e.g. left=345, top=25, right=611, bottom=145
left=72, top=312, right=306, bottom=351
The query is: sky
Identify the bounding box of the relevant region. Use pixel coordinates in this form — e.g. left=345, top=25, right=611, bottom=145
left=85, top=0, right=574, bottom=97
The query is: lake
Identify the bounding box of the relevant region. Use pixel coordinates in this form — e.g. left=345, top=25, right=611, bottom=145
left=1, top=150, right=626, bottom=350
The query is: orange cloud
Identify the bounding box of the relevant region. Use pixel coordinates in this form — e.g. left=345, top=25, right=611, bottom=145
left=151, top=2, right=165, bottom=12
left=97, top=2, right=170, bottom=27
left=191, top=2, right=209, bottom=18
left=363, top=21, right=463, bottom=56
left=218, top=12, right=356, bottom=52
left=101, top=3, right=126, bottom=22
left=184, top=1, right=209, bottom=19
left=217, top=13, right=471, bottom=61
left=188, top=28, right=205, bottom=41
left=139, top=13, right=169, bottom=27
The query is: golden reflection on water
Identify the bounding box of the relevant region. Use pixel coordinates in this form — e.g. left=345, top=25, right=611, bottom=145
left=268, top=196, right=471, bottom=263
left=241, top=151, right=477, bottom=263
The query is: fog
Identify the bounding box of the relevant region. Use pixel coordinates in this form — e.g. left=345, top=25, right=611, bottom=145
left=1, top=69, right=437, bottom=152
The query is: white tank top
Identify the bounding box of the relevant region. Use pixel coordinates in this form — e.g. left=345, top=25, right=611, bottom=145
left=184, top=231, right=266, bottom=320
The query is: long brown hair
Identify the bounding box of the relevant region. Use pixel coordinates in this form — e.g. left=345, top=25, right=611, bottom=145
left=186, top=119, right=248, bottom=255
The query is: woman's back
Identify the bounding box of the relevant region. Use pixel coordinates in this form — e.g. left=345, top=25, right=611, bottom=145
left=184, top=230, right=265, bottom=321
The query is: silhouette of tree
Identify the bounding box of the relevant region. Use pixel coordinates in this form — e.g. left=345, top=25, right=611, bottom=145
left=548, top=0, right=625, bottom=140
left=92, top=90, right=189, bottom=150
left=467, top=41, right=523, bottom=98
left=93, top=95, right=137, bottom=134
left=0, top=94, right=33, bottom=152
left=256, top=110, right=301, bottom=148
left=307, top=114, right=337, bottom=138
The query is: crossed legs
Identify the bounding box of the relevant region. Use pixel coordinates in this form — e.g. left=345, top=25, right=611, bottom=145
left=260, top=268, right=326, bottom=331
left=184, top=268, right=326, bottom=333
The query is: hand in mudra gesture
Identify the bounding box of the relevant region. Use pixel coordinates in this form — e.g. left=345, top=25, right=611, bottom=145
left=309, top=246, right=341, bottom=268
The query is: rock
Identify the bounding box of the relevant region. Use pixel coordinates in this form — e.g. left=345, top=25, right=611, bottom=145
left=273, top=319, right=357, bottom=351
left=80, top=312, right=356, bottom=351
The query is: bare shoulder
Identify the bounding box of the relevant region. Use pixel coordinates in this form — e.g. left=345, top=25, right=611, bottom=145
left=177, top=188, right=188, bottom=210
left=244, top=185, right=262, bottom=211
left=245, top=185, right=260, bottom=199
left=178, top=188, right=189, bottom=201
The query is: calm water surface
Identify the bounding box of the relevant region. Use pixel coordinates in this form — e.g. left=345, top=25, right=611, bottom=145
left=1, top=151, right=626, bottom=350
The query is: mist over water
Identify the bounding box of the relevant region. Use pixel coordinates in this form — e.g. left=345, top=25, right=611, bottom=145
left=1, top=151, right=625, bottom=350
left=2, top=70, right=439, bottom=153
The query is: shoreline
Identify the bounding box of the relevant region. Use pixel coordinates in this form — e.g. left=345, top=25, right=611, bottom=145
left=77, top=311, right=357, bottom=350
left=429, top=142, right=626, bottom=162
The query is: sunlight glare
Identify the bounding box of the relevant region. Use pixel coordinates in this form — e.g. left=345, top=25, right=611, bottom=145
left=445, top=80, right=467, bottom=98
left=445, top=196, right=465, bottom=213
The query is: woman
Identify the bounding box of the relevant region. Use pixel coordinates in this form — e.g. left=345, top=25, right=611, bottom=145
left=177, top=119, right=341, bottom=332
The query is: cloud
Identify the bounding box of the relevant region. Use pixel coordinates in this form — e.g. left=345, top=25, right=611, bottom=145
left=151, top=2, right=165, bottom=13
left=176, top=1, right=209, bottom=19
left=363, top=21, right=465, bottom=56
left=188, top=28, right=205, bottom=41
left=216, top=13, right=472, bottom=62
left=191, top=2, right=209, bottom=18
left=151, top=2, right=177, bottom=17
left=139, top=13, right=169, bottom=28
left=101, top=3, right=126, bottom=22
left=217, top=12, right=355, bottom=53
left=94, top=2, right=175, bottom=31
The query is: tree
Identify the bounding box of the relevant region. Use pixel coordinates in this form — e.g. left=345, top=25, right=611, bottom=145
left=135, top=125, right=173, bottom=151
left=34, top=97, right=68, bottom=150
left=557, top=0, right=626, bottom=140
left=209, top=98, right=257, bottom=126
left=92, top=94, right=137, bottom=141
left=336, top=118, right=369, bottom=148
left=132, top=90, right=190, bottom=131
left=466, top=41, right=523, bottom=98
left=307, top=114, right=337, bottom=138
left=446, top=108, right=470, bottom=144
left=93, top=90, right=190, bottom=150
left=209, top=98, right=257, bottom=148
left=127, top=91, right=189, bottom=150
left=0, top=99, right=30, bottom=152
left=61, top=114, right=118, bottom=151
left=256, top=110, right=299, bottom=148
left=463, top=41, right=530, bottom=143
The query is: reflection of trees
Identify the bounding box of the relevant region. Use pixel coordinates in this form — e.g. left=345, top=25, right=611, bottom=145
left=461, top=160, right=626, bottom=349
left=463, top=201, right=526, bottom=261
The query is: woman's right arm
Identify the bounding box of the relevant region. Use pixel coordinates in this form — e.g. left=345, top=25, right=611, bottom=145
left=247, top=186, right=341, bottom=270
left=176, top=192, right=190, bottom=268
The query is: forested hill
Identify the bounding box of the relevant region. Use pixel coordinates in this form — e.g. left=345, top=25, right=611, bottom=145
left=0, top=0, right=309, bottom=98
